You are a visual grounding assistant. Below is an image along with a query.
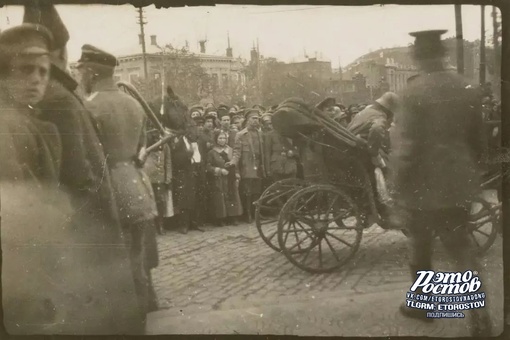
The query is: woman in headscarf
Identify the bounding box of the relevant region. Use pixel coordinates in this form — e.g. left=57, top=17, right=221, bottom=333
left=206, top=130, right=243, bottom=226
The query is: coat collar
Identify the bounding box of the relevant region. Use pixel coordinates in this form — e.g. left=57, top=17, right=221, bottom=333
left=212, top=145, right=232, bottom=154
left=91, top=77, right=117, bottom=92
left=372, top=102, right=392, bottom=118
left=50, top=64, right=78, bottom=92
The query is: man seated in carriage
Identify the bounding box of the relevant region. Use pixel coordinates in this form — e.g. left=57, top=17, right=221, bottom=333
left=347, top=92, right=398, bottom=169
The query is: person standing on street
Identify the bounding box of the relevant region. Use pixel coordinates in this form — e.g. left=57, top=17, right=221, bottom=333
left=228, top=109, right=266, bottom=223
left=389, top=30, right=491, bottom=336
left=77, top=45, right=159, bottom=326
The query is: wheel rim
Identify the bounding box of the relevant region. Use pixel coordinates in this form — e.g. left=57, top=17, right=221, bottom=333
left=278, top=185, right=363, bottom=273
left=255, top=179, right=306, bottom=252
left=468, top=198, right=499, bottom=255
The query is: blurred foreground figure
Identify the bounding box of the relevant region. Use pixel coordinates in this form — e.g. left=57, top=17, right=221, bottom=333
left=77, top=44, right=159, bottom=329
left=389, top=30, right=491, bottom=336
left=0, top=24, right=143, bottom=334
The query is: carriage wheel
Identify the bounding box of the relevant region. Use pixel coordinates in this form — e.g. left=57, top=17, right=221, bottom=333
left=277, top=185, right=363, bottom=273
left=255, top=178, right=306, bottom=252
left=469, top=197, right=500, bottom=255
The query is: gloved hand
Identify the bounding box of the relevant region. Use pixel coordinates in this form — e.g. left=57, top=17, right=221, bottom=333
left=221, top=169, right=229, bottom=176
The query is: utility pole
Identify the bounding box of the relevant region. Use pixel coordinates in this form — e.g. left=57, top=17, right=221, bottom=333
left=480, top=5, right=486, bottom=85
left=256, top=38, right=262, bottom=104
left=492, top=6, right=500, bottom=98
left=454, top=5, right=464, bottom=75
left=137, top=7, right=148, bottom=80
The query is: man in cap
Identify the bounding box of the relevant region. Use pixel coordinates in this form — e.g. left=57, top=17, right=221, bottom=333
left=189, top=104, right=204, bottom=119
left=389, top=30, right=491, bottom=336
left=20, top=4, right=146, bottom=333
left=76, top=44, right=159, bottom=329
left=348, top=91, right=398, bottom=164
left=227, top=108, right=266, bottom=223
left=260, top=112, right=273, bottom=134
left=218, top=109, right=237, bottom=147
left=316, top=97, right=337, bottom=118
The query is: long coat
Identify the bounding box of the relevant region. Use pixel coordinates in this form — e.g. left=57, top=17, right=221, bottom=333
left=84, top=79, right=157, bottom=226
left=0, top=98, right=61, bottom=183
left=170, top=135, right=196, bottom=213
left=232, top=127, right=266, bottom=179
left=389, top=70, right=486, bottom=211
left=263, top=130, right=298, bottom=178
left=38, top=67, right=121, bottom=232
left=0, top=94, right=143, bottom=334
left=206, top=146, right=243, bottom=218
left=348, top=102, right=391, bottom=156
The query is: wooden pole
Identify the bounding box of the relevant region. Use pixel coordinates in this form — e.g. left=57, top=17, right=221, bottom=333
left=137, top=8, right=149, bottom=80
left=492, top=6, right=500, bottom=98
left=480, top=5, right=486, bottom=85
left=455, top=5, right=464, bottom=74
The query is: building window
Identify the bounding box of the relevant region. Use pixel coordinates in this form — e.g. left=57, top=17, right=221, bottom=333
left=222, top=73, right=228, bottom=87
left=129, top=73, right=140, bottom=84
left=211, top=73, right=219, bottom=86
left=154, top=73, right=161, bottom=80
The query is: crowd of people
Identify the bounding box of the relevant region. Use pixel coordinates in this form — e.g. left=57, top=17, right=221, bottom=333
left=0, top=2, right=499, bottom=337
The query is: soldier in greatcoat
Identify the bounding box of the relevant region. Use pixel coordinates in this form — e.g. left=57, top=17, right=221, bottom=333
left=76, top=45, right=159, bottom=327
left=227, top=109, right=266, bottom=223
left=264, top=127, right=298, bottom=182
left=389, top=30, right=491, bottom=336
left=0, top=24, right=144, bottom=334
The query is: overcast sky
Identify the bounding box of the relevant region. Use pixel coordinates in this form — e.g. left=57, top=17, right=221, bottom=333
left=0, top=4, right=498, bottom=67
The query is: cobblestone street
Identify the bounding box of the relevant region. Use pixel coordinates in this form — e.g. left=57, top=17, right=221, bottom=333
left=148, top=203, right=504, bottom=336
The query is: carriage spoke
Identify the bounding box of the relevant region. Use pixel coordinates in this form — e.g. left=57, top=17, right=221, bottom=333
left=300, top=242, right=315, bottom=265
left=470, top=232, right=481, bottom=247
left=473, top=228, right=491, bottom=238
left=325, top=231, right=354, bottom=248
left=293, top=213, right=316, bottom=226
left=288, top=230, right=315, bottom=251
left=294, top=219, right=315, bottom=239
left=324, top=235, right=341, bottom=263
left=283, top=221, right=292, bottom=245
left=325, top=194, right=340, bottom=215
left=291, top=222, right=303, bottom=251
left=295, top=193, right=318, bottom=213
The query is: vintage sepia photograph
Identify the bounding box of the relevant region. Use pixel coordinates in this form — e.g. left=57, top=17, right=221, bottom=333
left=0, top=1, right=504, bottom=337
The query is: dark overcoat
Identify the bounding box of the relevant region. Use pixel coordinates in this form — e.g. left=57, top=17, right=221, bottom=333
left=170, top=135, right=197, bottom=213
left=348, top=102, right=391, bottom=156
left=232, top=128, right=266, bottom=179
left=0, top=94, right=143, bottom=334
left=206, top=146, right=243, bottom=218
left=263, top=130, right=298, bottom=178
left=38, top=67, right=121, bottom=231
left=388, top=70, right=486, bottom=210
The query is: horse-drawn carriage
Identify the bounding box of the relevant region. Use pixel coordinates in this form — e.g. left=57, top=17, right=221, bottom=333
left=254, top=98, right=501, bottom=274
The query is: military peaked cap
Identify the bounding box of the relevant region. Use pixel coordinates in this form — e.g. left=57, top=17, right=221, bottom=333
left=23, top=2, right=69, bottom=50
left=78, top=44, right=118, bottom=67
left=409, top=29, right=447, bottom=59
left=0, top=23, right=53, bottom=55
left=244, top=108, right=260, bottom=120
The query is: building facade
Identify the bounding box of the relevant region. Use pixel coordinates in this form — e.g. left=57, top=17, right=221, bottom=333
left=70, top=39, right=246, bottom=105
